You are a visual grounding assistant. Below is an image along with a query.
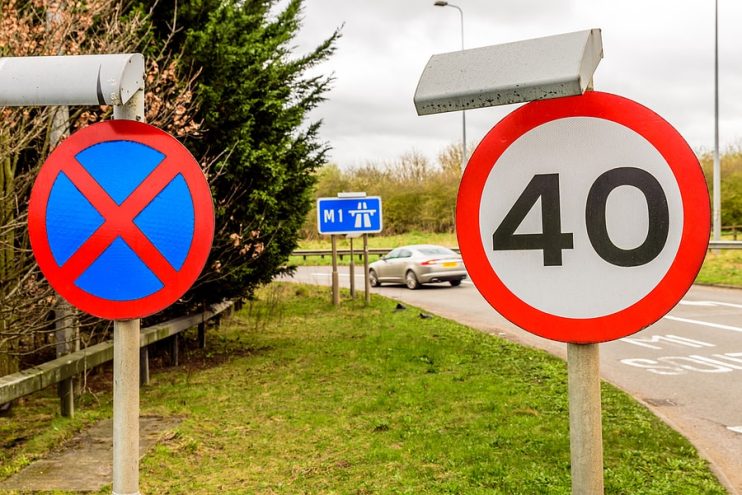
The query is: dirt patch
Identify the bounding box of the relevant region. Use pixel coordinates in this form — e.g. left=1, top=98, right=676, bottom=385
left=0, top=415, right=181, bottom=492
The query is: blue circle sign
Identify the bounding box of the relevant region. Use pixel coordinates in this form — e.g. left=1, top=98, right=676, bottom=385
left=29, top=121, right=214, bottom=320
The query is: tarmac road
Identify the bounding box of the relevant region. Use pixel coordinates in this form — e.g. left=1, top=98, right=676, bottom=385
left=288, top=266, right=742, bottom=494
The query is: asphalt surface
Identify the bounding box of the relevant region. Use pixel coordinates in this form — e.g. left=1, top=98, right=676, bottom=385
left=288, top=266, right=742, bottom=494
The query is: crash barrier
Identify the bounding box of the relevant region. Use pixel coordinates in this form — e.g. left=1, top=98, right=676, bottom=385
left=0, top=301, right=234, bottom=414
left=292, top=247, right=461, bottom=261
left=292, top=241, right=740, bottom=261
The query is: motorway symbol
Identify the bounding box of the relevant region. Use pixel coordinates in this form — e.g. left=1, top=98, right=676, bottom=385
left=457, top=91, right=710, bottom=343
left=317, top=196, right=382, bottom=235
left=29, top=120, right=214, bottom=320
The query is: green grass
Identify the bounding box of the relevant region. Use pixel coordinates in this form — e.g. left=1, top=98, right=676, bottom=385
left=299, top=231, right=459, bottom=250
left=697, top=248, right=742, bottom=287
left=2, top=284, right=725, bottom=494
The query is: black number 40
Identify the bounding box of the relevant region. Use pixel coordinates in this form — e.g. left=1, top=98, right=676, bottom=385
left=492, top=167, right=669, bottom=267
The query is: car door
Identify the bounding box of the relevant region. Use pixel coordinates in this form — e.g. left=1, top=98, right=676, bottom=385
left=388, top=249, right=413, bottom=282
left=376, top=248, right=400, bottom=280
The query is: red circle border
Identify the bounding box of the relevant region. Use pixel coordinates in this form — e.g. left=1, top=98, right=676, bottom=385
left=456, top=91, right=710, bottom=343
left=29, top=120, right=214, bottom=320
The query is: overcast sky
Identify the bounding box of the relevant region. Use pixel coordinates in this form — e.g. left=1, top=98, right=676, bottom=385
left=292, top=1, right=742, bottom=169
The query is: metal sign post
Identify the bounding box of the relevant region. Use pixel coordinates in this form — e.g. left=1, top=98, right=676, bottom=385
left=112, top=90, right=144, bottom=495
left=331, top=234, right=339, bottom=305
left=568, top=343, right=603, bottom=494
left=363, top=234, right=370, bottom=305
left=1, top=54, right=145, bottom=495
left=317, top=193, right=382, bottom=306
left=455, top=91, right=709, bottom=494
left=4, top=53, right=214, bottom=495
left=349, top=237, right=356, bottom=298
left=416, top=30, right=709, bottom=494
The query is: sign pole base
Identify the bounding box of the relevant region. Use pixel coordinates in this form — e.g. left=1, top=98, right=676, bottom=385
left=363, top=234, right=370, bottom=306
left=113, top=319, right=140, bottom=495
left=349, top=237, right=355, bottom=298
left=567, top=343, right=604, bottom=495
left=331, top=235, right=339, bottom=305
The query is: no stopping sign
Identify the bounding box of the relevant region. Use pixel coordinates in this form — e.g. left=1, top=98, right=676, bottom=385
left=457, top=91, right=710, bottom=343
left=29, top=121, right=214, bottom=320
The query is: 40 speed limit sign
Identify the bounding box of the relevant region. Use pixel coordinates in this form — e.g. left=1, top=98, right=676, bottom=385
left=457, top=91, right=710, bottom=343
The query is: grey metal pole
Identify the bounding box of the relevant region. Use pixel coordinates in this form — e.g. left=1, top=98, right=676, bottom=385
left=112, top=88, right=144, bottom=495
left=0, top=53, right=145, bottom=493
left=50, top=105, right=76, bottom=417
left=363, top=234, right=370, bottom=306
left=0, top=54, right=144, bottom=107
left=713, top=0, right=721, bottom=241
left=567, top=343, right=604, bottom=495
left=331, top=235, right=339, bottom=305
left=456, top=5, right=467, bottom=168
left=113, top=319, right=140, bottom=495
left=55, top=301, right=74, bottom=417
left=113, top=88, right=145, bottom=122
left=47, top=3, right=77, bottom=419
left=349, top=237, right=355, bottom=298
left=435, top=2, right=467, bottom=168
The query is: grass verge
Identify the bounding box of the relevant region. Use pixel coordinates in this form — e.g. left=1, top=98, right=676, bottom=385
left=0, top=284, right=728, bottom=494
left=696, top=249, right=742, bottom=287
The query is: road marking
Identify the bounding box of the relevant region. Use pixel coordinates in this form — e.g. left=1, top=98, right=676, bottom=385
left=621, top=334, right=715, bottom=349
left=679, top=300, right=742, bottom=309
left=663, top=315, right=742, bottom=334
left=621, top=353, right=742, bottom=375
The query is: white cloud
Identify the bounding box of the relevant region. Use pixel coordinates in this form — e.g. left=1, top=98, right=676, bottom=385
left=294, top=0, right=742, bottom=167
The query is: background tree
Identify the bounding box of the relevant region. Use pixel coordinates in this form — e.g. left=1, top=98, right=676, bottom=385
left=141, top=0, right=340, bottom=307
left=0, top=0, right=200, bottom=377
left=305, top=143, right=464, bottom=237
left=700, top=147, right=742, bottom=228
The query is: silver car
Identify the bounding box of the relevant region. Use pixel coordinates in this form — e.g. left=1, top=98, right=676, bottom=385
left=368, top=244, right=467, bottom=290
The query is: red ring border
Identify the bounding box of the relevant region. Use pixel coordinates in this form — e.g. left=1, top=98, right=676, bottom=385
left=456, top=91, right=710, bottom=343
left=29, top=120, right=214, bottom=320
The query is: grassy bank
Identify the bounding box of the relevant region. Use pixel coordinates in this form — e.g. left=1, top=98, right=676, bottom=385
left=696, top=249, right=742, bottom=287
left=1, top=284, right=725, bottom=494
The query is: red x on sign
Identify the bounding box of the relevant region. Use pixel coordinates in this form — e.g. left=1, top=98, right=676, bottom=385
left=29, top=120, right=214, bottom=320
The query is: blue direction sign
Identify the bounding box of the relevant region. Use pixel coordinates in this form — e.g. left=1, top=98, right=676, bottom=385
left=317, top=196, right=383, bottom=235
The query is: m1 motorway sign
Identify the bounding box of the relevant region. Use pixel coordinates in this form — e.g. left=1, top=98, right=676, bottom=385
left=457, top=91, right=710, bottom=344
left=29, top=120, right=214, bottom=320
left=317, top=196, right=383, bottom=235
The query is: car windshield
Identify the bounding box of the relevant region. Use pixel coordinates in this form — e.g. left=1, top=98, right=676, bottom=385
left=418, top=247, right=457, bottom=256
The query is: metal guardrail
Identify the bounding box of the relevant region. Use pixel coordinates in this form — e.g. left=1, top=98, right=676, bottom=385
left=292, top=248, right=389, bottom=259
left=708, top=240, right=742, bottom=249
left=293, top=242, right=741, bottom=260
left=292, top=247, right=462, bottom=260
left=0, top=301, right=233, bottom=407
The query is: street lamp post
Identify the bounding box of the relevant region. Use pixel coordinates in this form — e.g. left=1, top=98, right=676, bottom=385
left=434, top=1, right=467, bottom=169
left=713, top=0, right=721, bottom=241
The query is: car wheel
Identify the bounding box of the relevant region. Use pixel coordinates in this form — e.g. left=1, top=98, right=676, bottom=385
left=369, top=269, right=381, bottom=287
left=449, top=280, right=462, bottom=287
left=405, top=270, right=420, bottom=290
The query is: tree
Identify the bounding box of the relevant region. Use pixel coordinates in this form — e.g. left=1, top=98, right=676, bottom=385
left=0, top=0, right=200, bottom=379
left=143, top=0, right=340, bottom=306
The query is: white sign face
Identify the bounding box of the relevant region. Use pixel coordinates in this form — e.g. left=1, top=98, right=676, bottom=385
left=480, top=117, right=683, bottom=319
left=457, top=92, right=709, bottom=343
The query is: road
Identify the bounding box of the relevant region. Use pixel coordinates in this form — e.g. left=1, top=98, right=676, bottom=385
left=288, top=266, right=742, bottom=494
